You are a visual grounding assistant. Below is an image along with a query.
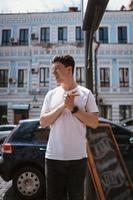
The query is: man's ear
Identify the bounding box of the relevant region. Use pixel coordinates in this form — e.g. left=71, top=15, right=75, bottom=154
left=67, top=66, right=72, bottom=74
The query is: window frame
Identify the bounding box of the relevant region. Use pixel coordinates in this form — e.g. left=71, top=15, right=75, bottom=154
left=76, top=67, right=84, bottom=85
left=75, top=26, right=84, bottom=42
left=2, top=29, right=11, bottom=46
left=99, top=105, right=112, bottom=120
left=40, top=27, right=50, bottom=43
left=0, top=69, right=8, bottom=88
left=118, top=26, right=127, bottom=44
left=119, top=68, right=129, bottom=87
left=100, top=68, right=110, bottom=87
left=58, top=27, right=67, bottom=43
left=19, top=29, right=29, bottom=45
left=17, top=69, right=27, bottom=88
left=119, top=105, right=132, bottom=121
left=99, top=26, right=108, bottom=43
left=39, top=67, right=49, bottom=87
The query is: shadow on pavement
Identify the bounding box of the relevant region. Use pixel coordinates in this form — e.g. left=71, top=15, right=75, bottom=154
left=3, top=185, right=45, bottom=200
left=3, top=186, right=22, bottom=200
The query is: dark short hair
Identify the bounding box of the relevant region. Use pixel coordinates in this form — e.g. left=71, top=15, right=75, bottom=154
left=52, top=55, right=75, bottom=74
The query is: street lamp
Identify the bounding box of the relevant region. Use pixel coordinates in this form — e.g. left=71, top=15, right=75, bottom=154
left=83, top=0, right=109, bottom=92
left=82, top=1, right=109, bottom=200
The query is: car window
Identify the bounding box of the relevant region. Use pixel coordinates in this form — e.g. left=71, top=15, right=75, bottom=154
left=12, top=122, right=49, bottom=143
left=19, top=122, right=39, bottom=133
left=32, top=127, right=49, bottom=143
left=126, top=121, right=133, bottom=126
left=12, top=122, right=39, bottom=141
left=0, top=126, right=15, bottom=131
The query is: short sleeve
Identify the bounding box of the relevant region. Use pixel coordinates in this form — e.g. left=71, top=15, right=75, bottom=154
left=40, top=91, right=52, bottom=115
left=86, top=91, right=99, bottom=113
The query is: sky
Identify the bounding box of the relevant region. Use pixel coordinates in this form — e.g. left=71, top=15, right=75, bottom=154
left=0, top=0, right=131, bottom=13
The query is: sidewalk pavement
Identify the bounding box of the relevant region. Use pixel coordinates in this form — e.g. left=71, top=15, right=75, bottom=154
left=0, top=177, right=45, bottom=200
left=0, top=178, right=16, bottom=200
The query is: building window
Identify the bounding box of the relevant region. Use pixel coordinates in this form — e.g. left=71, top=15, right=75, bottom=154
left=0, top=69, right=8, bottom=87
left=58, top=27, right=67, bottom=43
left=119, top=68, right=129, bottom=87
left=119, top=105, right=131, bottom=121
left=0, top=105, right=7, bottom=125
left=118, top=26, right=127, bottom=43
left=99, top=105, right=112, bottom=120
left=14, top=109, right=29, bottom=125
left=99, top=27, right=108, bottom=43
left=39, top=68, right=49, bottom=87
left=100, top=68, right=110, bottom=87
left=76, top=67, right=84, bottom=85
left=40, top=27, right=50, bottom=43
left=76, top=27, right=84, bottom=42
left=17, top=69, right=27, bottom=87
left=19, top=29, right=28, bottom=45
left=2, top=29, right=11, bottom=46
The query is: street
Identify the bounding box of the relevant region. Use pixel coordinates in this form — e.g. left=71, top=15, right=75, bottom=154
left=0, top=177, right=45, bottom=200
left=0, top=177, right=15, bottom=200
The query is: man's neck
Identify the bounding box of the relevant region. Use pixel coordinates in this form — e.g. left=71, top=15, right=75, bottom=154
left=61, top=81, right=77, bottom=91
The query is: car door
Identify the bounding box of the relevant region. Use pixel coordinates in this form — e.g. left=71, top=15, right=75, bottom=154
left=30, top=125, right=49, bottom=164
left=8, top=122, right=49, bottom=168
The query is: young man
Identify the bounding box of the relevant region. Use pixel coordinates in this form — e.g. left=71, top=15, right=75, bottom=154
left=40, top=55, right=99, bottom=200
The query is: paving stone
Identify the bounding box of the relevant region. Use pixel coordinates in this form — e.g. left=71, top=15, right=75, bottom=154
left=0, top=177, right=45, bottom=200
left=0, top=177, right=12, bottom=200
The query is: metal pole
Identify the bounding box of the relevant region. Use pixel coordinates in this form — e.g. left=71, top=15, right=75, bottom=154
left=94, top=37, right=100, bottom=104
left=85, top=29, right=94, bottom=92
left=84, top=31, right=89, bottom=87
left=81, top=0, right=84, bottom=23
left=85, top=30, right=97, bottom=200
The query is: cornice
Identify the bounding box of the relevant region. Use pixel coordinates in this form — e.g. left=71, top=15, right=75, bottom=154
left=0, top=12, right=81, bottom=25
left=102, top=11, right=133, bottom=23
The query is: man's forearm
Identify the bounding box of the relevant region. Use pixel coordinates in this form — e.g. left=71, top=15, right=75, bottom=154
left=74, top=111, right=99, bottom=129
left=40, top=103, right=65, bottom=128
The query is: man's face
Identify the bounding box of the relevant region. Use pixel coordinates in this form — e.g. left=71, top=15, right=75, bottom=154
left=52, top=61, right=70, bottom=84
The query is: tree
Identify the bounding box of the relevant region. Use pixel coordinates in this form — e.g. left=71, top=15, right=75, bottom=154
left=120, top=5, right=126, bottom=11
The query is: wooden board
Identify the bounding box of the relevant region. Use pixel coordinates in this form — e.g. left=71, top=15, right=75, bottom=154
left=86, top=123, right=133, bottom=200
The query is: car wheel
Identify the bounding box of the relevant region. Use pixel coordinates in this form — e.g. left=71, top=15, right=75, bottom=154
left=13, top=166, right=46, bottom=199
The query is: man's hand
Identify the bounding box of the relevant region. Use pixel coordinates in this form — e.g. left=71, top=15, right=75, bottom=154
left=64, top=91, right=79, bottom=111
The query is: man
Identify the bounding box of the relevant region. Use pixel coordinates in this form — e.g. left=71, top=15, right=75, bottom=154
left=40, top=55, right=99, bottom=200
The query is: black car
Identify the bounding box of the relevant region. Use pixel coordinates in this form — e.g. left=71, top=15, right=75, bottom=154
left=0, top=119, right=49, bottom=199
left=0, top=124, right=16, bottom=144
left=99, top=117, right=133, bottom=152
left=119, top=118, right=133, bottom=132
left=0, top=118, right=133, bottom=199
left=120, top=118, right=133, bottom=127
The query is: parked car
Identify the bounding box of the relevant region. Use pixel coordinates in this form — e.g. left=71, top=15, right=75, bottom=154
left=0, top=119, right=48, bottom=199
left=0, top=118, right=133, bottom=199
left=99, top=117, right=133, bottom=148
left=119, top=118, right=133, bottom=132
left=0, top=124, right=17, bottom=144
left=125, top=125, right=133, bottom=132
left=130, top=137, right=133, bottom=144
left=119, top=118, right=133, bottom=127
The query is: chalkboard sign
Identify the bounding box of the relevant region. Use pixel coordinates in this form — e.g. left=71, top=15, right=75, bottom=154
left=86, top=123, right=133, bottom=200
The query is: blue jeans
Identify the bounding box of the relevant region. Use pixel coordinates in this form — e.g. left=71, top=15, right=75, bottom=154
left=45, top=158, right=87, bottom=200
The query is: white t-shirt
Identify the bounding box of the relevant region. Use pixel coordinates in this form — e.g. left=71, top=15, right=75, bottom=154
left=41, top=85, right=98, bottom=160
